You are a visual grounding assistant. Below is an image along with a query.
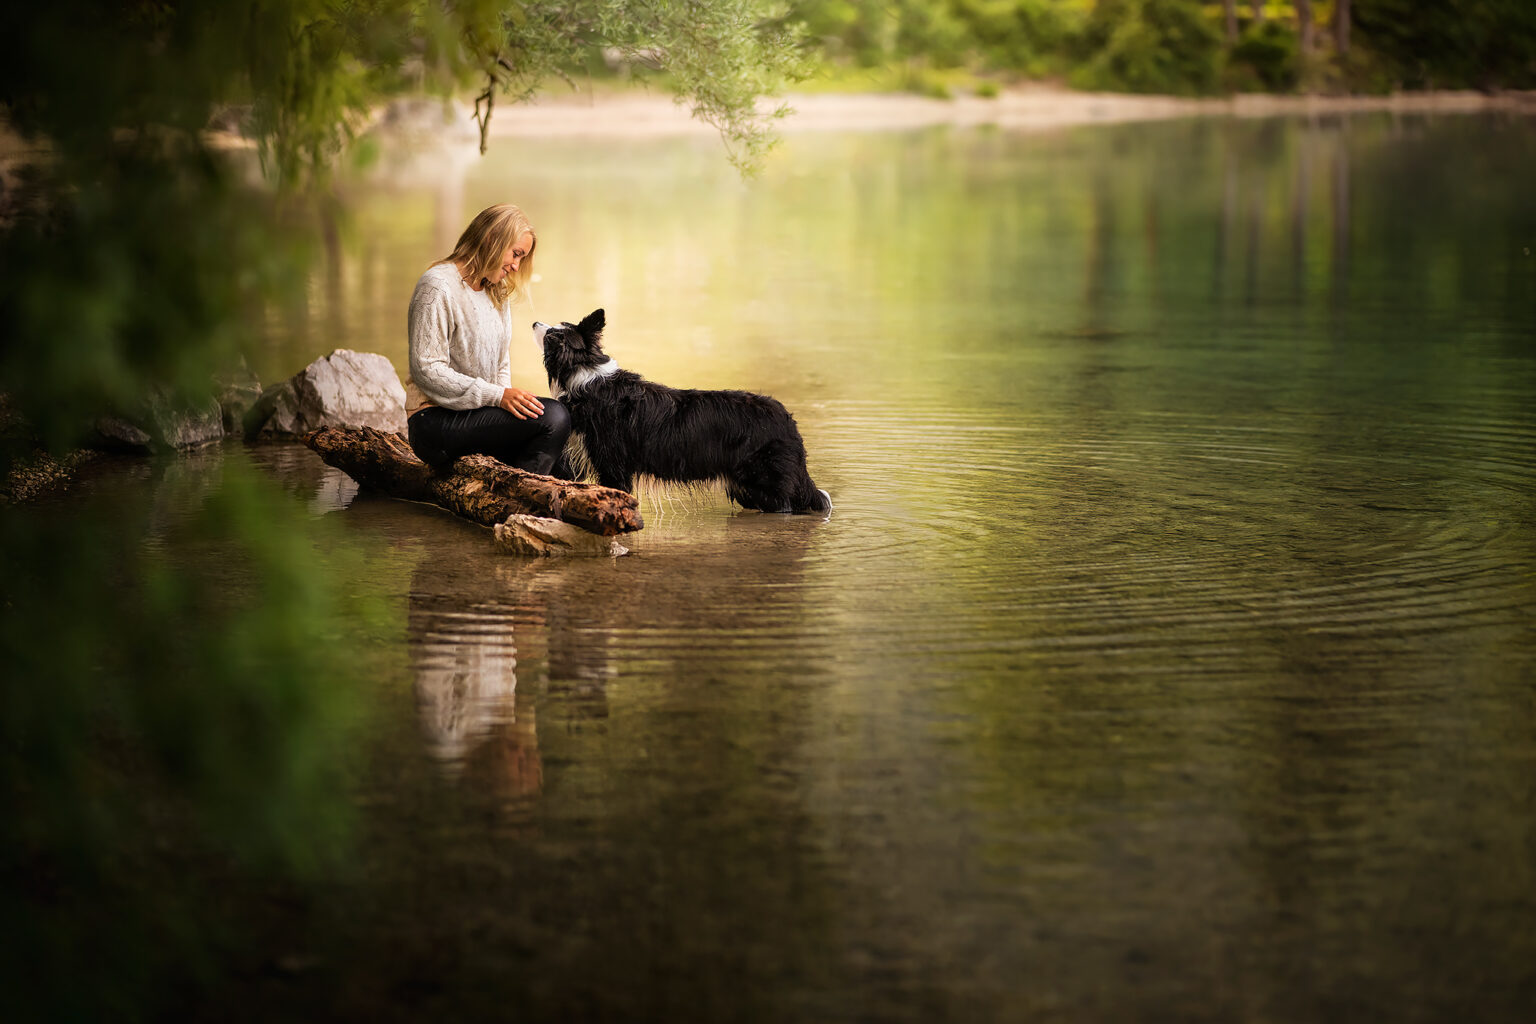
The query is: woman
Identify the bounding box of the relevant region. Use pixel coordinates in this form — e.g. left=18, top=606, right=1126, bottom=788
left=405, top=203, right=570, bottom=475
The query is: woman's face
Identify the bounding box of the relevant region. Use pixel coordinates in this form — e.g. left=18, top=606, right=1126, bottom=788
left=488, top=231, right=534, bottom=285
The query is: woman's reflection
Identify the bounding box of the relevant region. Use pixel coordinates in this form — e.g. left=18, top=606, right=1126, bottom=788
left=408, top=588, right=542, bottom=811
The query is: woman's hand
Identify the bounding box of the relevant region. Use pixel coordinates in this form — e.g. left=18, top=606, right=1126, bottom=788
left=500, top=387, right=545, bottom=420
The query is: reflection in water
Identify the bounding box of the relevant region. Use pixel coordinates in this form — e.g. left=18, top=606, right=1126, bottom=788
left=408, top=581, right=540, bottom=810
left=245, top=440, right=359, bottom=514
left=212, top=114, right=1536, bottom=1019
left=1331, top=131, right=1351, bottom=307
left=402, top=557, right=583, bottom=817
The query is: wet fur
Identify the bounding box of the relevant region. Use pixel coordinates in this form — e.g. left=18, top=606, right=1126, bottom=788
left=538, top=310, right=831, bottom=515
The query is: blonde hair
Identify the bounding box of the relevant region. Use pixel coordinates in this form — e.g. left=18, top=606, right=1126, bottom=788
left=438, top=203, right=537, bottom=309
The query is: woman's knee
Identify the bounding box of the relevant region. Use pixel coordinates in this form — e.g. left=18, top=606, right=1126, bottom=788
left=407, top=410, right=451, bottom=468
left=538, top=398, right=571, bottom=441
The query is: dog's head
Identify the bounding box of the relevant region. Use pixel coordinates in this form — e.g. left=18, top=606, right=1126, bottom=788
left=534, top=308, right=608, bottom=390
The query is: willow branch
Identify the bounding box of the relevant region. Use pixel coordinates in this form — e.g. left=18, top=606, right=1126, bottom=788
left=472, top=75, right=495, bottom=155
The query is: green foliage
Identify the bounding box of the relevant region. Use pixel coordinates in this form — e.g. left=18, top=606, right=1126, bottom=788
left=421, top=0, right=813, bottom=168
left=1070, top=0, right=1223, bottom=94
left=897, top=62, right=958, bottom=98
left=601, top=2, right=813, bottom=168
left=793, top=0, right=1079, bottom=74
left=0, top=156, right=314, bottom=453
left=787, top=0, right=1536, bottom=95
left=794, top=0, right=900, bottom=67
left=1225, top=19, right=1300, bottom=92
left=0, top=459, right=393, bottom=1018
left=896, top=1, right=974, bottom=69
left=953, top=0, right=1080, bottom=68
left=1351, top=0, right=1536, bottom=89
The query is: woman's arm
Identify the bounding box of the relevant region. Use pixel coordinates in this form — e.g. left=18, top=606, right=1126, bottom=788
left=491, top=299, right=542, bottom=419
left=408, top=284, right=505, bottom=410
left=496, top=301, right=513, bottom=391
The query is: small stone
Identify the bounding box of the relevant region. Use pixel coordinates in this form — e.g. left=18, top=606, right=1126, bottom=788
left=3, top=448, right=93, bottom=503
left=493, top=514, right=629, bottom=558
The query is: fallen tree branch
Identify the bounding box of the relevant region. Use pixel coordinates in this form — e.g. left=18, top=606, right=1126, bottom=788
left=303, top=426, right=643, bottom=537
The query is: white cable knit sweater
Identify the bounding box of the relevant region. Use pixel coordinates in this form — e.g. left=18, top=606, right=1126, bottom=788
left=404, top=262, right=513, bottom=415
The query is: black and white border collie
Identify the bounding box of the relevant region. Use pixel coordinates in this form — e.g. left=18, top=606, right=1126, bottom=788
left=534, top=309, right=832, bottom=515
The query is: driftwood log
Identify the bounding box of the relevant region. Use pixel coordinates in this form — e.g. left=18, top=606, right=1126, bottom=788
left=494, top=514, right=629, bottom=557
left=303, top=426, right=643, bottom=537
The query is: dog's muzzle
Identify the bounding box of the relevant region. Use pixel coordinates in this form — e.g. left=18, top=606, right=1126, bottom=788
left=532, top=321, right=550, bottom=348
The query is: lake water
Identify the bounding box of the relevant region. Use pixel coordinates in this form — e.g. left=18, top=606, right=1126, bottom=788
left=97, top=112, right=1536, bottom=1019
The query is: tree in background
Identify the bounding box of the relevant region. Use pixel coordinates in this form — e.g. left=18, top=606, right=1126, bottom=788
left=792, top=0, right=1077, bottom=76
left=1351, top=0, right=1536, bottom=89
left=1071, top=0, right=1223, bottom=94
left=789, top=0, right=1536, bottom=95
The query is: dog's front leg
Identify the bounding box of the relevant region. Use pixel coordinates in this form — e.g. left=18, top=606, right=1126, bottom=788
left=590, top=457, right=632, bottom=494
left=548, top=449, right=575, bottom=482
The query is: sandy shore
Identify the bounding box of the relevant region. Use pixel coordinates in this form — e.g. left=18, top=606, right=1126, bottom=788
left=6, top=85, right=1532, bottom=166
left=484, top=84, right=1536, bottom=139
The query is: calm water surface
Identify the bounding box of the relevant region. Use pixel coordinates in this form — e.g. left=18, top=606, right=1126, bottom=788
left=146, top=114, right=1536, bottom=1018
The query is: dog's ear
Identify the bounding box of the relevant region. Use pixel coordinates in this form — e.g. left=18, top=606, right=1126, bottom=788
left=559, top=323, right=587, bottom=350
left=576, top=308, right=605, bottom=343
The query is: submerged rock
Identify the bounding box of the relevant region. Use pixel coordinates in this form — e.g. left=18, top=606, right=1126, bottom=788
left=148, top=392, right=224, bottom=449
left=493, top=514, right=629, bottom=558
left=247, top=349, right=406, bottom=438
left=215, top=360, right=263, bottom=435
left=90, top=415, right=154, bottom=452
left=88, top=390, right=223, bottom=453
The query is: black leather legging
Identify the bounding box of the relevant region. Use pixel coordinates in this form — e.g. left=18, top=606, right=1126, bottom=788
left=407, top=400, right=571, bottom=476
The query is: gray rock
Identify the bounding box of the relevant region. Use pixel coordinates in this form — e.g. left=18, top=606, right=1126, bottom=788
left=214, top=360, right=262, bottom=435
left=296, top=350, right=407, bottom=433
left=245, top=380, right=302, bottom=437
left=493, top=515, right=629, bottom=558
left=91, top=415, right=153, bottom=452
left=89, top=390, right=224, bottom=452
left=248, top=349, right=407, bottom=438
left=148, top=392, right=224, bottom=449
